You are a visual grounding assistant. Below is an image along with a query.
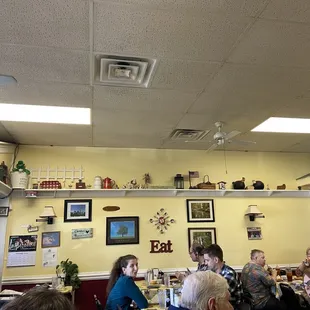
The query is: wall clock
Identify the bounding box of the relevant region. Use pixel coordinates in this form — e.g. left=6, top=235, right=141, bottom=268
left=149, top=208, right=175, bottom=234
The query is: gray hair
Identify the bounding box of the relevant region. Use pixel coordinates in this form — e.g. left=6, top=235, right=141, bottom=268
left=180, top=271, right=228, bottom=310
left=250, top=249, right=264, bottom=260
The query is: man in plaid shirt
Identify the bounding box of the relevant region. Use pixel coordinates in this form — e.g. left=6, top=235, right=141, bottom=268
left=203, top=244, right=243, bottom=309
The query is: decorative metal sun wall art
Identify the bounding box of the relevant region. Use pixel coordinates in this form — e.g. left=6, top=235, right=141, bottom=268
left=149, top=208, right=175, bottom=234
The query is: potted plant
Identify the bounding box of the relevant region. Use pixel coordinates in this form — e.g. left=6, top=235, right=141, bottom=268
left=10, top=160, right=30, bottom=189
left=56, top=258, right=81, bottom=290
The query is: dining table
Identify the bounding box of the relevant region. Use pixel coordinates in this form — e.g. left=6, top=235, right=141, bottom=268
left=135, top=279, right=182, bottom=310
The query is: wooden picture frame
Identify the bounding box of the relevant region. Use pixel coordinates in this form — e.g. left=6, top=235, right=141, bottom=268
left=42, top=231, right=61, bottom=248
left=106, top=216, right=139, bottom=245
left=186, top=199, right=215, bottom=222
left=188, top=227, right=217, bottom=249
left=64, top=199, right=92, bottom=222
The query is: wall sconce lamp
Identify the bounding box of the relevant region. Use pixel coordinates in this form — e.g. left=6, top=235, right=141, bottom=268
left=36, top=206, right=57, bottom=224
left=245, top=205, right=265, bottom=221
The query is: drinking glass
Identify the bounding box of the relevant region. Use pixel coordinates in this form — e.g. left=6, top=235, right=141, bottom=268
left=286, top=266, right=293, bottom=282
left=52, top=277, right=61, bottom=289
left=158, top=289, right=166, bottom=309
left=164, top=273, right=170, bottom=287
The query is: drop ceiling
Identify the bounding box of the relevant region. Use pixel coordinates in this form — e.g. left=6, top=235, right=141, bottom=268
left=1, top=0, right=310, bottom=152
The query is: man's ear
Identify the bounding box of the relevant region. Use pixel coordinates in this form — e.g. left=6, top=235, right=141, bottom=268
left=214, top=257, right=219, bottom=264
left=207, top=297, right=216, bottom=310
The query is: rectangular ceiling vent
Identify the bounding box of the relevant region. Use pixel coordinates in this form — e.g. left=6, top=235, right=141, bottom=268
left=96, top=55, right=157, bottom=88
left=170, top=129, right=210, bottom=142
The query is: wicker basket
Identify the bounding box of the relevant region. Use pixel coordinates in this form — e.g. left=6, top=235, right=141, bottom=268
left=197, top=175, right=216, bottom=190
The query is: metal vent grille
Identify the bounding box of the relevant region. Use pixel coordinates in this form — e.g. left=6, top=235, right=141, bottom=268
left=95, top=54, right=157, bottom=88
left=170, top=129, right=210, bottom=141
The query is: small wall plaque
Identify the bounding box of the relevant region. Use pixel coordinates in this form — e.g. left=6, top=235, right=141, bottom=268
left=72, top=228, right=93, bottom=239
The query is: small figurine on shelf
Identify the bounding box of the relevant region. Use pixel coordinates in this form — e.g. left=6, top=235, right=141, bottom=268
left=217, top=181, right=226, bottom=190
left=10, top=160, right=31, bottom=189
left=0, top=161, right=8, bottom=184
left=143, top=173, right=151, bottom=189
left=76, top=179, right=86, bottom=189
left=12, top=160, right=30, bottom=175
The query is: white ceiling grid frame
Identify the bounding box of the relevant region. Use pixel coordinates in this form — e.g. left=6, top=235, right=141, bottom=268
left=1, top=0, right=310, bottom=151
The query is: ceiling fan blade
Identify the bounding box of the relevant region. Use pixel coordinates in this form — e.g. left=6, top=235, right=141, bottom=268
left=206, top=143, right=218, bottom=152
left=224, top=130, right=241, bottom=140
left=228, top=139, right=256, bottom=145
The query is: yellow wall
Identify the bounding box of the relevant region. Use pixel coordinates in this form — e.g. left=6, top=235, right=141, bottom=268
left=3, top=146, right=310, bottom=278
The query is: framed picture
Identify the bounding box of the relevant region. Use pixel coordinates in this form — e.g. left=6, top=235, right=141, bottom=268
left=0, top=207, right=9, bottom=217
left=64, top=199, right=92, bottom=222
left=188, top=228, right=217, bottom=249
left=106, top=217, right=139, bottom=245
left=42, top=231, right=60, bottom=248
left=186, top=199, right=215, bottom=222
left=247, top=227, right=262, bottom=240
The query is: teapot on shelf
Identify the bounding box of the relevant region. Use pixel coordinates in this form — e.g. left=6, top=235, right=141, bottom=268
left=103, top=177, right=115, bottom=189
left=253, top=180, right=264, bottom=190
left=232, top=177, right=246, bottom=190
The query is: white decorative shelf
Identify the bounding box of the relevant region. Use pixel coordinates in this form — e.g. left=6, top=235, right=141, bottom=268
left=10, top=188, right=310, bottom=198
left=0, top=181, right=12, bottom=198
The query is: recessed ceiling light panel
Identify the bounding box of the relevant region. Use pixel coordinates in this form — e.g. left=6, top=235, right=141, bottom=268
left=0, top=103, right=91, bottom=125
left=251, top=117, right=310, bottom=134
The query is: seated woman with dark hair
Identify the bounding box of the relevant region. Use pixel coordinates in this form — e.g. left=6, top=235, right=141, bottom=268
left=106, top=254, right=148, bottom=310
left=1, top=286, right=74, bottom=310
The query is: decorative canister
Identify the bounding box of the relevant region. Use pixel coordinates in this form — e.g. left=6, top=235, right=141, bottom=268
left=94, top=176, right=102, bottom=189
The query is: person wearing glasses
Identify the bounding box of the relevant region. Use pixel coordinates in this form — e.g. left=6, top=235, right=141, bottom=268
left=175, top=243, right=207, bottom=282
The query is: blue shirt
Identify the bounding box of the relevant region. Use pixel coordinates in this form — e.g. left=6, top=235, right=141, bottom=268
left=106, top=275, right=148, bottom=310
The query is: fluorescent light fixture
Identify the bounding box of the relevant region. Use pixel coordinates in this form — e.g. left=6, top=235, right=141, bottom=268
left=0, top=75, right=17, bottom=86
left=251, top=117, right=310, bottom=134
left=0, top=103, right=91, bottom=125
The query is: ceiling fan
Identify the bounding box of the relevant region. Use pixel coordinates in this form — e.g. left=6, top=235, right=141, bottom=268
left=206, top=122, right=256, bottom=152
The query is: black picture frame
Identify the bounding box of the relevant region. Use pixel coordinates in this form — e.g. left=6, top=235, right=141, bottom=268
left=186, top=199, right=215, bottom=222
left=106, top=216, right=139, bottom=245
left=64, top=199, right=92, bottom=222
left=188, top=227, right=217, bottom=249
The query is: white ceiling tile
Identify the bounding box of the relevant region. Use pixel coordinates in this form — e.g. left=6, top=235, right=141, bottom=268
left=2, top=122, right=92, bottom=146
left=94, top=2, right=253, bottom=61
left=282, top=137, right=310, bottom=153
left=228, top=19, right=310, bottom=67
left=262, top=0, right=310, bottom=23
left=151, top=59, right=221, bottom=91
left=274, top=99, right=310, bottom=118
left=0, top=82, right=92, bottom=108
left=161, top=140, right=211, bottom=150
left=1, top=0, right=89, bottom=49
left=223, top=132, right=308, bottom=152
left=93, top=109, right=181, bottom=135
left=93, top=86, right=197, bottom=112
left=93, top=133, right=164, bottom=148
left=0, top=123, right=15, bottom=143
left=98, top=0, right=269, bottom=17
left=0, top=44, right=89, bottom=83
left=176, top=114, right=213, bottom=130
left=189, top=64, right=310, bottom=117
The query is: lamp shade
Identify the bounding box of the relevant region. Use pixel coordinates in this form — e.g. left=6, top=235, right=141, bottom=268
left=245, top=205, right=263, bottom=216
left=39, top=206, right=57, bottom=218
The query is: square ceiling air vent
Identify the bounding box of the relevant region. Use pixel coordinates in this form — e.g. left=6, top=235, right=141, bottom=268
left=96, top=55, right=157, bottom=88
left=170, top=129, right=210, bottom=142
